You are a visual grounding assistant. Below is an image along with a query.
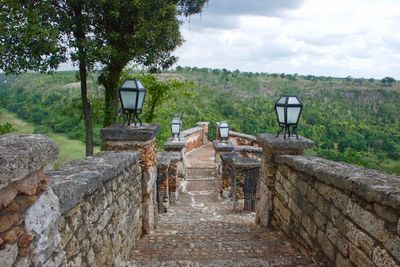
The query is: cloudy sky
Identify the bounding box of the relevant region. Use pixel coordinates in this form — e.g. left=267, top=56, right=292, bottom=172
left=174, top=0, right=400, bottom=79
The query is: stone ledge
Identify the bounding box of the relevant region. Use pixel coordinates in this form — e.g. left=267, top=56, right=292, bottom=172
left=230, top=131, right=257, bottom=142
left=48, top=151, right=141, bottom=214
left=276, top=155, right=400, bottom=209
left=101, top=124, right=159, bottom=141
left=220, top=152, right=241, bottom=161
left=257, top=134, right=314, bottom=151
left=235, top=145, right=262, bottom=154
left=164, top=139, right=187, bottom=150
left=232, top=156, right=261, bottom=169
left=195, top=122, right=209, bottom=127
left=0, top=134, right=58, bottom=190
left=157, top=152, right=182, bottom=168
left=181, top=126, right=203, bottom=137
left=213, top=140, right=235, bottom=152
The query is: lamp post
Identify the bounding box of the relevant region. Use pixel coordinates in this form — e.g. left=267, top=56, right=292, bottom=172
left=118, top=79, right=146, bottom=127
left=275, top=95, right=303, bottom=139
left=171, top=117, right=182, bottom=141
left=219, top=121, right=229, bottom=142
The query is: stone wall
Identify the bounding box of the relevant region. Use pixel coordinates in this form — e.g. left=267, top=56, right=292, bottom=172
left=256, top=134, right=400, bottom=267
left=1, top=135, right=144, bottom=267
left=273, top=156, right=400, bottom=267
left=0, top=135, right=58, bottom=267
left=45, top=151, right=142, bottom=266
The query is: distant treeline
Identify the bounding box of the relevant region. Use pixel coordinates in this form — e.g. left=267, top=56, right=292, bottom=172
left=0, top=69, right=399, bottom=174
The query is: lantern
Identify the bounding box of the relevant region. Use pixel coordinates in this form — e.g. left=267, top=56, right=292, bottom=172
left=219, top=121, right=229, bottom=142
left=118, top=79, right=146, bottom=126
left=171, top=117, right=182, bottom=140
left=275, top=95, right=303, bottom=139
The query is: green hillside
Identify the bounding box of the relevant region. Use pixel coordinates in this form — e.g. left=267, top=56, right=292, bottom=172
left=0, top=69, right=399, bottom=174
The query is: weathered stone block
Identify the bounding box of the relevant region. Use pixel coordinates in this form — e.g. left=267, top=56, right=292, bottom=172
left=349, top=244, right=375, bottom=267
left=0, top=214, right=18, bottom=232
left=345, top=201, right=396, bottom=254
left=256, top=180, right=272, bottom=227
left=317, top=229, right=336, bottom=262
left=313, top=209, right=327, bottom=230
left=373, top=246, right=399, bottom=267
left=0, top=135, right=58, bottom=190
left=374, top=203, right=398, bottom=224
left=344, top=220, right=374, bottom=258
left=2, top=226, right=22, bottom=243
left=335, top=252, right=351, bottom=267
left=301, top=214, right=317, bottom=239
left=256, top=134, right=314, bottom=152
left=101, top=124, right=159, bottom=141
left=25, top=188, right=64, bottom=266
left=0, top=186, right=17, bottom=208
left=275, top=180, right=289, bottom=204
left=0, top=243, right=18, bottom=267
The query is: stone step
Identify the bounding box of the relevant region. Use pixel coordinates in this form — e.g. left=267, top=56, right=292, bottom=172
left=184, top=179, right=216, bottom=192
left=127, top=258, right=318, bottom=267
left=186, top=167, right=215, bottom=179
left=130, top=240, right=314, bottom=266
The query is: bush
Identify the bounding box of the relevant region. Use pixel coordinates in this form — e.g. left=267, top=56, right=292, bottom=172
left=0, top=123, right=16, bottom=135
left=33, top=125, right=50, bottom=134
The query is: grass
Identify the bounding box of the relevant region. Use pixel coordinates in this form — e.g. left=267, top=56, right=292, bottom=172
left=0, top=110, right=99, bottom=165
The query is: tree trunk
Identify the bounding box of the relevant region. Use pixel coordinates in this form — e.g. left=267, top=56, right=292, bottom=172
left=101, top=66, right=124, bottom=127
left=72, top=4, right=93, bottom=156
left=79, top=62, right=93, bottom=156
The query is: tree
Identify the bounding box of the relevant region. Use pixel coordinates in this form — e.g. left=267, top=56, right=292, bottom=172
left=0, top=0, right=208, bottom=154
left=381, top=76, right=396, bottom=86
left=91, top=0, right=208, bottom=126
left=0, top=0, right=95, bottom=155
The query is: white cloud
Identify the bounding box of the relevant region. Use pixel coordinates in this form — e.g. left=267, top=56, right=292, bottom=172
left=175, top=0, right=400, bottom=79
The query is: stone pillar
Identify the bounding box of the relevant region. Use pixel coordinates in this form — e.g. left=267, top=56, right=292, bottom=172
left=220, top=152, right=239, bottom=199
left=231, top=157, right=260, bottom=212
left=213, top=140, right=235, bottom=196
left=101, top=124, right=159, bottom=234
left=196, top=122, right=209, bottom=143
left=164, top=139, right=186, bottom=179
left=156, top=152, right=171, bottom=213
left=0, top=135, right=58, bottom=267
left=255, top=134, right=314, bottom=227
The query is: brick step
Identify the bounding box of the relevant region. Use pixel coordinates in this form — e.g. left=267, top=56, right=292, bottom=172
left=185, top=167, right=215, bottom=179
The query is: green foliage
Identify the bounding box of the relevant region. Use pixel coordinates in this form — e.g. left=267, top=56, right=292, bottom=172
left=0, top=122, right=16, bottom=135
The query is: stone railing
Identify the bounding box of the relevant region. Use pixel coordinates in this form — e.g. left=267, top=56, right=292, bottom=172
left=256, top=134, right=400, bottom=267
left=214, top=123, right=262, bottom=160
left=0, top=135, right=143, bottom=267
left=180, top=122, right=209, bottom=152
left=229, top=130, right=257, bottom=146
left=156, top=152, right=181, bottom=213
left=220, top=152, right=260, bottom=211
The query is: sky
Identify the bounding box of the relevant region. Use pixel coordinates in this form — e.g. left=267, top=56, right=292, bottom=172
left=174, top=0, right=400, bottom=79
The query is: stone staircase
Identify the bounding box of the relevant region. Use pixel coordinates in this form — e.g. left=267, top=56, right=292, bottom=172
left=127, top=144, right=316, bottom=267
